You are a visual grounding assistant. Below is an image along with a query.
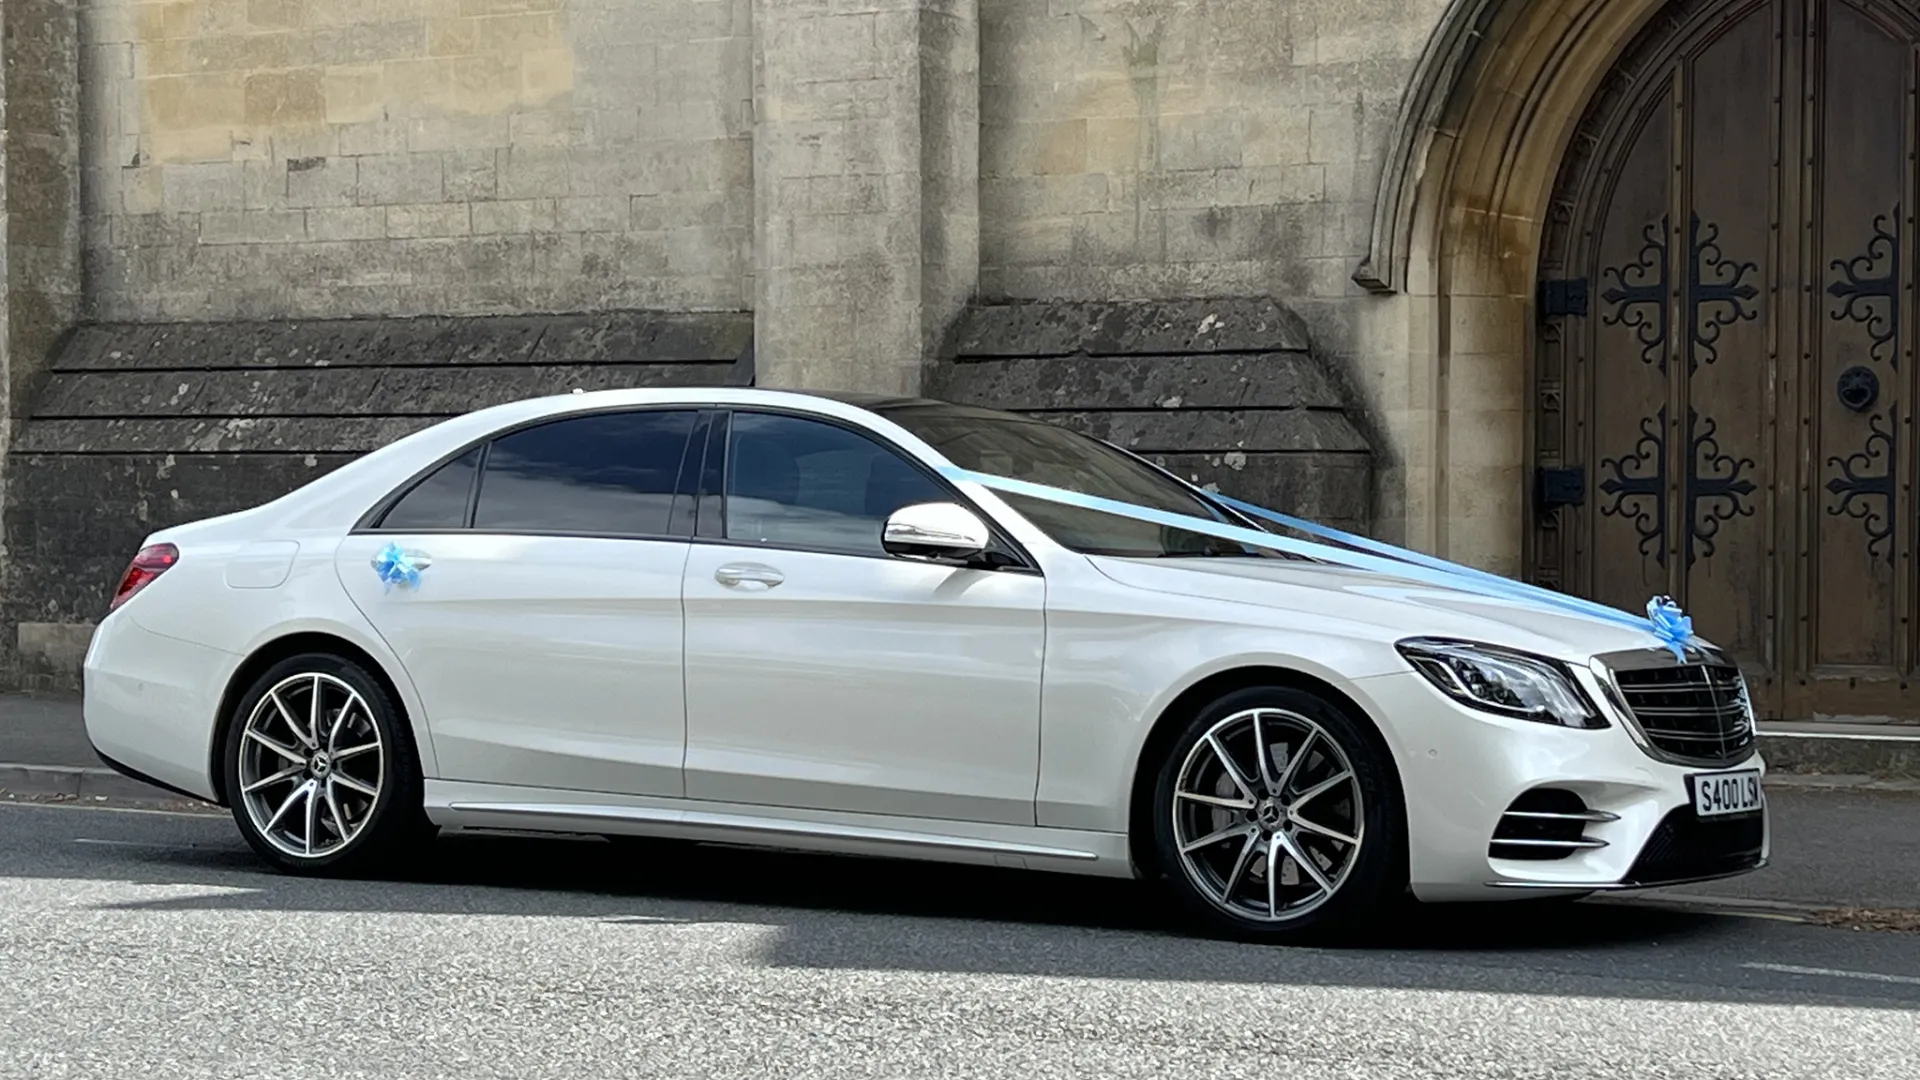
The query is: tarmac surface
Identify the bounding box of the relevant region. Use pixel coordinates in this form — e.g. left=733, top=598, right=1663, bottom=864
left=2, top=800, right=1919, bottom=1079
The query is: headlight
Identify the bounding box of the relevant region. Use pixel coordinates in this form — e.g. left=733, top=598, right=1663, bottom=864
left=1396, top=638, right=1606, bottom=729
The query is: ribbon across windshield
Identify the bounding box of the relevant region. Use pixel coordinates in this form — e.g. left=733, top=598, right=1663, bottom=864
left=935, top=466, right=1700, bottom=661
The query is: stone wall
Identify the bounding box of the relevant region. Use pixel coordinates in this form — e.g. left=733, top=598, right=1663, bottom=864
left=931, top=298, right=1373, bottom=536
left=975, top=0, right=1442, bottom=368
left=64, top=0, right=1452, bottom=401
left=750, top=0, right=980, bottom=394
left=79, top=0, right=754, bottom=320
left=0, top=0, right=1480, bottom=689
left=1, top=310, right=751, bottom=689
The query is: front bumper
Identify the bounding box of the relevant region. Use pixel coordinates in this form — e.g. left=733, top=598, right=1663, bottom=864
left=1348, top=670, right=1769, bottom=902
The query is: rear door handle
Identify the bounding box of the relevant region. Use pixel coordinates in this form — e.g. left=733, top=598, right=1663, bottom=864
left=714, top=562, right=784, bottom=589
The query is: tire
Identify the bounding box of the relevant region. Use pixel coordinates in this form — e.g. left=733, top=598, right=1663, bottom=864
left=1149, top=685, right=1405, bottom=944
left=222, top=652, right=435, bottom=876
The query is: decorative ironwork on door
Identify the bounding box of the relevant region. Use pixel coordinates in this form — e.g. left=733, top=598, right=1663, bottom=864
left=1827, top=206, right=1900, bottom=368
left=1822, top=204, right=1903, bottom=566
left=1686, top=213, right=1761, bottom=373
left=1592, top=211, right=1764, bottom=574
left=1825, top=406, right=1897, bottom=563
left=1532, top=0, right=1920, bottom=723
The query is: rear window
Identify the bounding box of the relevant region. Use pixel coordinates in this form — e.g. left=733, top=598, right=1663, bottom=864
left=379, top=448, right=481, bottom=530
left=468, top=410, right=699, bottom=536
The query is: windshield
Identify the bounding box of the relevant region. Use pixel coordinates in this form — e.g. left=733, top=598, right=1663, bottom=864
left=875, top=402, right=1281, bottom=559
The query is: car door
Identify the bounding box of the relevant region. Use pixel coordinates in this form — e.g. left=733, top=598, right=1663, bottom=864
left=334, top=406, right=704, bottom=798
left=680, top=407, right=1048, bottom=827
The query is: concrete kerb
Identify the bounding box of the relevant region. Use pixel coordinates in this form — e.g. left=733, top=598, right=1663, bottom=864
left=1758, top=724, right=1920, bottom=782
left=0, top=762, right=184, bottom=801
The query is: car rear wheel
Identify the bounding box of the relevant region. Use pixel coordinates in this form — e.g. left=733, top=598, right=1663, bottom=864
left=1150, top=685, right=1404, bottom=943
left=222, top=653, right=433, bottom=875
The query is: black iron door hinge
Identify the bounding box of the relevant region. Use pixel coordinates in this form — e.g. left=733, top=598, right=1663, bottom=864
left=1535, top=466, right=1586, bottom=510
left=1538, top=277, right=1590, bottom=320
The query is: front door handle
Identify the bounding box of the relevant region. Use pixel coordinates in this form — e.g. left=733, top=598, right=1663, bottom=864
left=714, top=562, right=784, bottom=589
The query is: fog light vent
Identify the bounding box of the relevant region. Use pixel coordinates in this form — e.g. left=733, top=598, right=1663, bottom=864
left=1489, top=788, right=1617, bottom=862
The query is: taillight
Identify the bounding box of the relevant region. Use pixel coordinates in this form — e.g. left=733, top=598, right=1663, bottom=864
left=109, top=543, right=179, bottom=612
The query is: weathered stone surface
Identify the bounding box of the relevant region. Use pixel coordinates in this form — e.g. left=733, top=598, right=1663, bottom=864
left=1151, top=452, right=1374, bottom=534
left=752, top=0, right=980, bottom=394
left=1036, top=409, right=1371, bottom=456
left=33, top=363, right=739, bottom=418
left=1, top=451, right=359, bottom=659
left=949, top=298, right=1312, bottom=358
left=14, top=623, right=97, bottom=688
left=931, top=298, right=1375, bottom=534
left=934, top=353, right=1345, bottom=411
left=17, top=417, right=445, bottom=455
left=526, top=313, right=753, bottom=366
left=54, top=312, right=753, bottom=371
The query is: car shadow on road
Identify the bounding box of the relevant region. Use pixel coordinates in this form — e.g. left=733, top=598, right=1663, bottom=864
left=84, top=827, right=1673, bottom=945
left=27, top=812, right=1915, bottom=1012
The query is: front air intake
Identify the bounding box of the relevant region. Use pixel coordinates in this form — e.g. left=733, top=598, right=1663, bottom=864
left=1488, top=789, right=1617, bottom=862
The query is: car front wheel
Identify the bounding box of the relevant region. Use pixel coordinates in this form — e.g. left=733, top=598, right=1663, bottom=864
left=1150, top=685, right=1404, bottom=943
left=222, top=653, right=433, bottom=875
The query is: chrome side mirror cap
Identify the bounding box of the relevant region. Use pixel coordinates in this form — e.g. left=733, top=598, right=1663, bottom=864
left=882, top=502, right=992, bottom=563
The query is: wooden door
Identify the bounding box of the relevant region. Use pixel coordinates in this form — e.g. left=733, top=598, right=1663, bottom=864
left=1533, top=0, right=1920, bottom=724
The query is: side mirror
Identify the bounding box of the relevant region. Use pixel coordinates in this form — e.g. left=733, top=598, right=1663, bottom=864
left=882, top=502, right=992, bottom=563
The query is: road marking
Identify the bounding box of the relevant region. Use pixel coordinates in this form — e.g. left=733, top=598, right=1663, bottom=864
left=73, top=838, right=180, bottom=849
left=1743, top=962, right=1920, bottom=986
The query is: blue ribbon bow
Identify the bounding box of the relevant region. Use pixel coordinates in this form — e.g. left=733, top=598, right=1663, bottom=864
left=373, top=542, right=423, bottom=592
left=1645, top=596, right=1694, bottom=661
left=938, top=466, right=1700, bottom=658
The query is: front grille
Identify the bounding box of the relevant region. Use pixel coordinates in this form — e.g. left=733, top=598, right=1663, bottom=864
left=1607, top=658, right=1756, bottom=765
left=1621, top=806, right=1765, bottom=886
left=1488, top=789, right=1614, bottom=862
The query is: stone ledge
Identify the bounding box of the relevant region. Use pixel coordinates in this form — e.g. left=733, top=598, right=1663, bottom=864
left=1760, top=728, right=1920, bottom=781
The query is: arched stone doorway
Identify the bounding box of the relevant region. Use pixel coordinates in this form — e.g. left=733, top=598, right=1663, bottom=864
left=1366, top=0, right=1920, bottom=722
left=1534, top=0, right=1920, bottom=723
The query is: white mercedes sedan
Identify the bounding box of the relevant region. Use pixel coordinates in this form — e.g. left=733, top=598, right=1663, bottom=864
left=83, top=388, right=1767, bottom=942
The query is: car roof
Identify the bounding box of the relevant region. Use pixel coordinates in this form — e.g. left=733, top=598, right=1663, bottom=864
left=538, top=386, right=1026, bottom=424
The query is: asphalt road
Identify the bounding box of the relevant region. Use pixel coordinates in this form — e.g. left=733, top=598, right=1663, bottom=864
left=2, top=803, right=1917, bottom=1079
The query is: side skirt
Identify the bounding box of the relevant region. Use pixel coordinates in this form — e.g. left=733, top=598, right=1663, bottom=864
left=424, top=780, right=1138, bottom=879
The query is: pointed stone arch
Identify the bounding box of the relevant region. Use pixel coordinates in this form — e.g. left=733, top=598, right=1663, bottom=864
left=1358, top=0, right=1678, bottom=296
left=1351, top=0, right=1678, bottom=570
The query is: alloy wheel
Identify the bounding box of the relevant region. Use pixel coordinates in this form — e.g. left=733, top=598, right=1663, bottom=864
left=1169, top=707, right=1366, bottom=923
left=236, top=672, right=386, bottom=860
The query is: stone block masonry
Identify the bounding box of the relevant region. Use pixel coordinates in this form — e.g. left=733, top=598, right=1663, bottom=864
left=751, top=0, right=980, bottom=394
left=82, top=0, right=756, bottom=320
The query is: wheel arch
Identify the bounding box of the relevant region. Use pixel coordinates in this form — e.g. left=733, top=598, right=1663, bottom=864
left=208, top=631, right=418, bottom=807
left=1124, top=664, right=1411, bottom=888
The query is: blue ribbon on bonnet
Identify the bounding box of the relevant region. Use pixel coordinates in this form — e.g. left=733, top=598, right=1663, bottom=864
left=373, top=542, right=423, bottom=592
left=1645, top=596, right=1694, bottom=662
left=936, top=467, right=1703, bottom=658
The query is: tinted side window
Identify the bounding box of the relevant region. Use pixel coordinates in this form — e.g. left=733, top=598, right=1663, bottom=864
left=380, top=447, right=481, bottom=530
left=472, top=410, right=698, bottom=536
left=725, top=412, right=948, bottom=555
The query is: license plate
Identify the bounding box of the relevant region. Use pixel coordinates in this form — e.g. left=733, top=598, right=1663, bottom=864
left=1691, top=769, right=1763, bottom=818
